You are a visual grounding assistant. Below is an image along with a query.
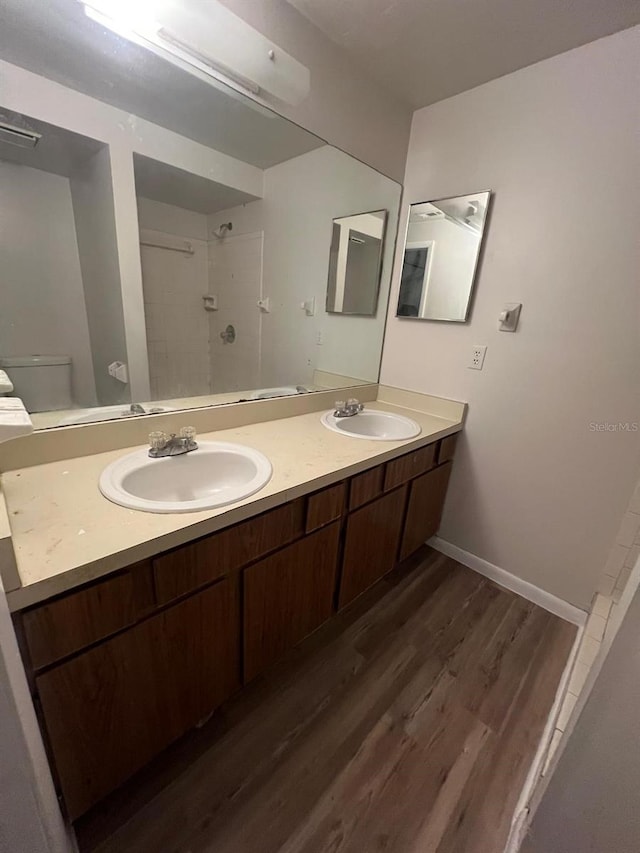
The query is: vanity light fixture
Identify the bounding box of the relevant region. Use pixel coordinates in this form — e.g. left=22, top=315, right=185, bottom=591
left=77, top=0, right=310, bottom=105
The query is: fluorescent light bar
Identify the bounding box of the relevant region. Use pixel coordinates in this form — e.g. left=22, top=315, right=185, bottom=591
left=77, top=0, right=310, bottom=105
left=157, top=28, right=261, bottom=96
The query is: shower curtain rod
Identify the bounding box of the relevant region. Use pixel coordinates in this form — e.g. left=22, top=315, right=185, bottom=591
left=139, top=237, right=195, bottom=255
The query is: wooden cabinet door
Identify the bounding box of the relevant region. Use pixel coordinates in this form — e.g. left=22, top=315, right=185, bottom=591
left=37, top=578, right=239, bottom=819
left=399, top=462, right=453, bottom=561
left=339, top=487, right=407, bottom=609
left=22, top=561, right=155, bottom=670
left=153, top=499, right=305, bottom=605
left=243, top=523, right=340, bottom=682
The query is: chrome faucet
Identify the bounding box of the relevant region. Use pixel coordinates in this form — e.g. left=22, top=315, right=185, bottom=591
left=129, top=403, right=146, bottom=415
left=334, top=398, right=364, bottom=418
left=148, top=427, right=198, bottom=458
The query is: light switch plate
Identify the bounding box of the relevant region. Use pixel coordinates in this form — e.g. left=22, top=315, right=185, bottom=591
left=498, top=302, right=522, bottom=332
left=301, top=297, right=316, bottom=316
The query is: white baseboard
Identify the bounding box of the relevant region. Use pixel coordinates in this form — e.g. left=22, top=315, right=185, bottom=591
left=429, top=537, right=587, bottom=626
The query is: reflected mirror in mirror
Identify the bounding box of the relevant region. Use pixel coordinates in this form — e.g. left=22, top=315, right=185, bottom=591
left=326, top=210, right=387, bottom=316
left=0, top=5, right=402, bottom=429
left=396, top=192, right=491, bottom=322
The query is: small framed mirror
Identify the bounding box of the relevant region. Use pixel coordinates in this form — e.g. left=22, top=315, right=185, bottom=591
left=396, top=191, right=491, bottom=322
left=326, top=210, right=388, bottom=316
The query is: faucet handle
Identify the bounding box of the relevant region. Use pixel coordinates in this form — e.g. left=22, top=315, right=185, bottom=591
left=179, top=426, right=196, bottom=442
left=334, top=400, right=345, bottom=411
left=149, top=430, right=167, bottom=451
left=347, top=397, right=364, bottom=412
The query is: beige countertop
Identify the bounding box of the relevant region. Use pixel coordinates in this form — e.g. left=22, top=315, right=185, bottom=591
left=2, top=392, right=464, bottom=611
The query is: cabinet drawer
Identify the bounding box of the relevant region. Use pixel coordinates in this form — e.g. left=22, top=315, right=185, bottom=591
left=22, top=562, right=154, bottom=670
left=306, top=482, right=345, bottom=533
left=438, top=434, right=458, bottom=464
left=243, top=523, right=340, bottom=682
left=153, top=499, right=305, bottom=604
left=349, top=465, right=384, bottom=510
left=384, top=444, right=436, bottom=491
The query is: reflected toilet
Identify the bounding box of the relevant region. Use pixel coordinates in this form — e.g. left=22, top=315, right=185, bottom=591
left=0, top=355, right=72, bottom=412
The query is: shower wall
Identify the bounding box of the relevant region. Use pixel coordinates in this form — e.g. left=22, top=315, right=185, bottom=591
left=207, top=228, right=264, bottom=394
left=137, top=198, right=211, bottom=401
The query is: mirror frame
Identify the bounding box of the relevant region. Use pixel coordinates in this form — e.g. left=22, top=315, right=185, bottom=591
left=396, top=190, right=492, bottom=323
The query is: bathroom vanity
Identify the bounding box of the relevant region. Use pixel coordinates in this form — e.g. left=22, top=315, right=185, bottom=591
left=6, top=401, right=460, bottom=820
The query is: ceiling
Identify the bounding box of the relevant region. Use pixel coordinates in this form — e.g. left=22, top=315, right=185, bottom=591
left=133, top=154, right=260, bottom=214
left=0, top=0, right=323, bottom=169
left=286, top=0, right=640, bottom=108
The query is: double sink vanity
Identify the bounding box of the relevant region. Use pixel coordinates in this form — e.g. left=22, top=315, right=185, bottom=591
left=0, top=386, right=464, bottom=821
left=99, top=402, right=422, bottom=514
left=0, top=15, right=492, bottom=839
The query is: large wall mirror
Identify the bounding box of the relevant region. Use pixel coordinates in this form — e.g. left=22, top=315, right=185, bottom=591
left=0, top=4, right=401, bottom=429
left=396, top=192, right=491, bottom=322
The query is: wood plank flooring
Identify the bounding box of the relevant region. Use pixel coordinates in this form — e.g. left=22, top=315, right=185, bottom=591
left=76, top=548, right=577, bottom=853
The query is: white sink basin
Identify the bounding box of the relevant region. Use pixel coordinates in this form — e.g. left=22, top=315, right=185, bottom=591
left=99, top=441, right=272, bottom=513
left=320, top=409, right=421, bottom=441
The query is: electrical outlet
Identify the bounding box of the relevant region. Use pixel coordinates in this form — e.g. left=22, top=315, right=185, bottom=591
left=468, top=345, right=487, bottom=370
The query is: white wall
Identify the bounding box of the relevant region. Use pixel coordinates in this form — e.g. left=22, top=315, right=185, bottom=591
left=406, top=218, right=480, bottom=319
left=0, top=161, right=96, bottom=407
left=381, top=26, right=640, bottom=609
left=523, top=579, right=640, bottom=853
left=0, top=576, right=73, bottom=853
left=137, top=197, right=209, bottom=241
left=220, top=0, right=412, bottom=181
left=262, top=146, right=399, bottom=386
left=207, top=150, right=400, bottom=389
left=70, top=147, right=130, bottom=406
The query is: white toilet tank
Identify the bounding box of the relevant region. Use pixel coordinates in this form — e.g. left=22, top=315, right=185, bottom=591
left=0, top=356, right=72, bottom=412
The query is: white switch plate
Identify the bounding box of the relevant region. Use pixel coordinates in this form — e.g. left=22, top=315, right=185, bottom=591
left=469, top=345, right=487, bottom=370
left=301, top=297, right=316, bottom=316
left=498, top=302, right=522, bottom=332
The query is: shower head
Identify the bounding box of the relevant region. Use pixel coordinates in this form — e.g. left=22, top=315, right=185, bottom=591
left=213, top=222, right=233, bottom=239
